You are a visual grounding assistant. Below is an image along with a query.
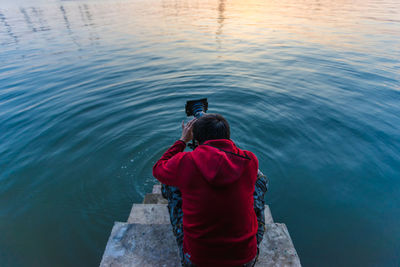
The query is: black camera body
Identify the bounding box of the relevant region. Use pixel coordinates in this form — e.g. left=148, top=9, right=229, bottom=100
left=185, top=98, right=208, bottom=118
left=185, top=98, right=208, bottom=149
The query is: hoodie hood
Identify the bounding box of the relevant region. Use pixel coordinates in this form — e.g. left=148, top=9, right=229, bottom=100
left=191, top=139, right=251, bottom=186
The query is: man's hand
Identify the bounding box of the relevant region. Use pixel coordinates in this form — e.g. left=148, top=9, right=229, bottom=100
left=180, top=119, right=196, bottom=143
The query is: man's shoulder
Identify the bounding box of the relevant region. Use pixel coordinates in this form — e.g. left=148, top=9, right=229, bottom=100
left=240, top=149, right=258, bottom=169
left=238, top=148, right=257, bottom=161
left=171, top=150, right=194, bottom=165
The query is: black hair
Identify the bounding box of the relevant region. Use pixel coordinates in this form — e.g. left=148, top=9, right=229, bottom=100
left=193, top=113, right=230, bottom=144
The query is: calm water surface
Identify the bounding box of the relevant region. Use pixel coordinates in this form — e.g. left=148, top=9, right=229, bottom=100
left=1, top=0, right=399, bottom=266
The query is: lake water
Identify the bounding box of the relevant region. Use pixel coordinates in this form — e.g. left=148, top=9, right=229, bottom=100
left=1, top=0, right=399, bottom=266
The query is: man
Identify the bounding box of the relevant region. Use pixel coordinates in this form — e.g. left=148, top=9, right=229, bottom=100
left=153, top=114, right=268, bottom=267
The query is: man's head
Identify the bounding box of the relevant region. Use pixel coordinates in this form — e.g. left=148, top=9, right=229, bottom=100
left=193, top=114, right=230, bottom=144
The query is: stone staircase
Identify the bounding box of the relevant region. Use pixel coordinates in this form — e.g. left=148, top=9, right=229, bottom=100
left=100, top=185, right=301, bottom=266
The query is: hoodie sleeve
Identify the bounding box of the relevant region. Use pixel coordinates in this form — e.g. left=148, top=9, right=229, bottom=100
left=153, top=140, right=187, bottom=186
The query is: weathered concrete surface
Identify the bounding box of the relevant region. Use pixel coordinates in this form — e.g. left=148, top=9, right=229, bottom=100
left=257, top=223, right=301, bottom=266
left=152, top=184, right=162, bottom=194
left=264, top=205, right=273, bottom=224
left=100, top=222, right=180, bottom=267
left=128, top=204, right=170, bottom=224
left=143, top=193, right=168, bottom=204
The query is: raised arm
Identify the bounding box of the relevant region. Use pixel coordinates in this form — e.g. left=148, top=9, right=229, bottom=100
left=153, top=140, right=187, bottom=186
left=152, top=119, right=196, bottom=186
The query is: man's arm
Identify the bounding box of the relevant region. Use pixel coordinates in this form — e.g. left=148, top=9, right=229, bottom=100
left=152, top=140, right=187, bottom=186
left=152, top=119, right=196, bottom=186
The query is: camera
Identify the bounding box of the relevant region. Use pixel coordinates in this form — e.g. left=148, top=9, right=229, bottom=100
left=185, top=98, right=208, bottom=118
left=185, top=98, right=208, bottom=149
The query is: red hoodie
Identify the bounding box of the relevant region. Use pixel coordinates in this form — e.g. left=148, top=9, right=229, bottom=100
left=153, top=139, right=258, bottom=266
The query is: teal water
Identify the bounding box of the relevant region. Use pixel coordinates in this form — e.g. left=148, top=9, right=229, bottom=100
left=1, top=0, right=399, bottom=266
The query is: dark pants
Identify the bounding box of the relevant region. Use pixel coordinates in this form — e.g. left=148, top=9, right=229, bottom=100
left=161, top=170, right=269, bottom=267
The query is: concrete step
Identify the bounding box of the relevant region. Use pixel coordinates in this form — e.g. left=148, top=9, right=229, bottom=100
left=143, top=193, right=168, bottom=204
left=257, top=223, right=301, bottom=266
left=152, top=184, right=162, bottom=194
left=264, top=205, right=273, bottom=224
left=100, top=222, right=180, bottom=267
left=128, top=204, right=170, bottom=224
left=128, top=203, right=273, bottom=225
left=100, top=222, right=300, bottom=267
